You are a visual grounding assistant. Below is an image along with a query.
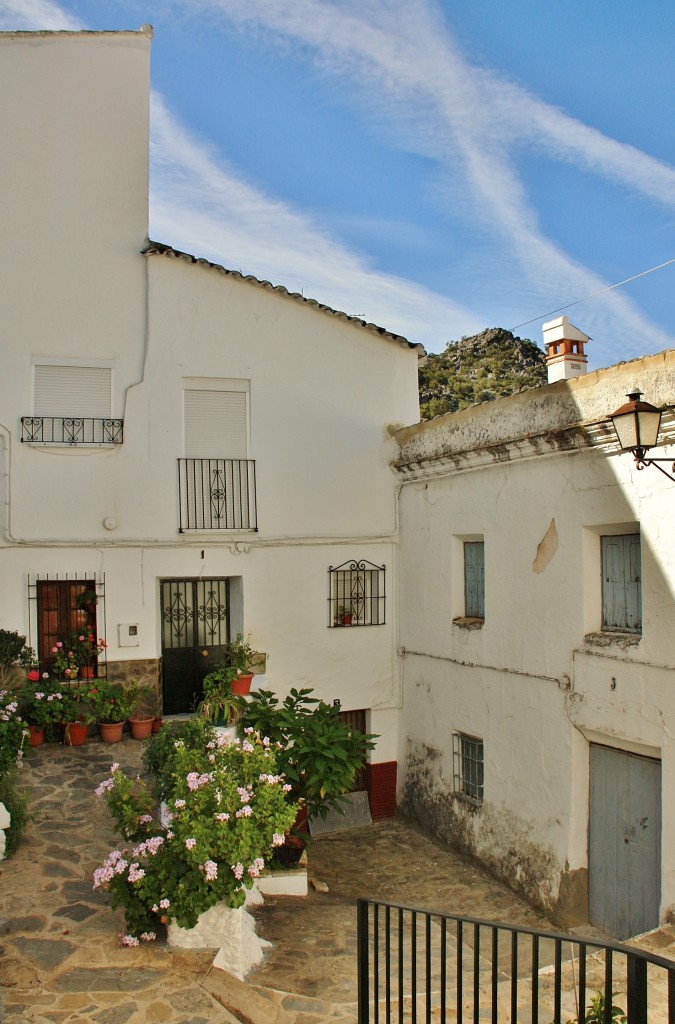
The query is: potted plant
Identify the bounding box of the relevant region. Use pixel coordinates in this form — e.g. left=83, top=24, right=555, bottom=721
left=127, top=682, right=156, bottom=741
left=337, top=605, right=353, bottom=626
left=85, top=681, right=137, bottom=743
left=50, top=641, right=80, bottom=681
left=68, top=631, right=107, bottom=679
left=93, top=731, right=296, bottom=944
left=218, top=634, right=259, bottom=695
left=17, top=673, right=58, bottom=745
left=76, top=588, right=98, bottom=612
left=197, top=668, right=247, bottom=733
left=61, top=686, right=95, bottom=746
left=242, top=687, right=376, bottom=861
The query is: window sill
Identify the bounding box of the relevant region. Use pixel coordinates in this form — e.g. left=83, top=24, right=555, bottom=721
left=453, top=617, right=484, bottom=631
left=584, top=631, right=641, bottom=649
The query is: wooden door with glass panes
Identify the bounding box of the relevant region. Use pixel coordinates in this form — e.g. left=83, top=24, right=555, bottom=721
left=36, top=580, right=98, bottom=674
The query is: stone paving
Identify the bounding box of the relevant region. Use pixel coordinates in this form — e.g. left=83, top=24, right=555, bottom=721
left=1, top=736, right=674, bottom=1024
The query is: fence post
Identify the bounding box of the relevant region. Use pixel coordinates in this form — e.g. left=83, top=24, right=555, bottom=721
left=626, top=953, right=647, bottom=1023
left=357, top=898, right=370, bottom=1024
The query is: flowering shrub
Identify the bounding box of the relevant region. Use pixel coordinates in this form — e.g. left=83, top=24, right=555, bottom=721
left=93, top=731, right=296, bottom=940
left=17, top=677, right=65, bottom=727
left=67, top=631, right=107, bottom=668
left=85, top=681, right=138, bottom=723
left=50, top=641, right=79, bottom=679
left=0, top=688, right=26, bottom=778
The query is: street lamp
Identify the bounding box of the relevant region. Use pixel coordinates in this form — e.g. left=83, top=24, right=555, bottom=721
left=609, top=388, right=675, bottom=482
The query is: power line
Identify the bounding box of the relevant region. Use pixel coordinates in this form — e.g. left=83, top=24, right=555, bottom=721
left=510, top=257, right=675, bottom=332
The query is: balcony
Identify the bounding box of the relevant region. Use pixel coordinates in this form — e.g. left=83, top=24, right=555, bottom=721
left=178, top=458, right=258, bottom=532
left=21, top=417, right=124, bottom=446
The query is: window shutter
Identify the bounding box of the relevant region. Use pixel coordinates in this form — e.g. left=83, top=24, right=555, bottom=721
left=34, top=365, right=111, bottom=418
left=184, top=390, right=248, bottom=459
left=602, top=534, right=641, bottom=632
left=464, top=541, right=485, bottom=618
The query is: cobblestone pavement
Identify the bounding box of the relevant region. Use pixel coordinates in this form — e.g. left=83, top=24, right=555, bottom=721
left=2, top=737, right=674, bottom=1023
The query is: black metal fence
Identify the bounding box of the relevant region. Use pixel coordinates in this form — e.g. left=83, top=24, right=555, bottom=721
left=357, top=899, right=675, bottom=1023
left=21, top=416, right=123, bottom=445
left=177, top=458, right=257, bottom=532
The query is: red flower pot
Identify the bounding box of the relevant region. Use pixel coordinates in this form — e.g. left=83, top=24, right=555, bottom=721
left=129, top=716, right=153, bottom=740
left=152, top=717, right=163, bottom=734
left=28, top=724, right=44, bottom=746
left=63, top=721, right=88, bottom=746
left=230, top=673, right=254, bottom=695
left=99, top=721, right=124, bottom=744
left=80, top=665, right=96, bottom=679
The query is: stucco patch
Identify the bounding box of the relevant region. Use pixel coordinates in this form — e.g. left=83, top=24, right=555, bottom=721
left=533, top=518, right=558, bottom=574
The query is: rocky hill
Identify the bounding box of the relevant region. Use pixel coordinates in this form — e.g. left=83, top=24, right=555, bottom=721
left=419, top=327, right=547, bottom=420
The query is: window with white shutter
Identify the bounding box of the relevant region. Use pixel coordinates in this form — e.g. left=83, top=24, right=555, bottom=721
left=22, top=363, right=121, bottom=445
left=183, top=389, right=248, bottom=459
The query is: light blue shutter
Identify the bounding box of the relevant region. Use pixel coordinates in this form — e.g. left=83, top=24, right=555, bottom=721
left=602, top=534, right=641, bottom=632
left=464, top=541, right=485, bottom=618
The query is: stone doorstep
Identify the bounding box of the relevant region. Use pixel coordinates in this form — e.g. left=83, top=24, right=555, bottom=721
left=203, top=966, right=348, bottom=1024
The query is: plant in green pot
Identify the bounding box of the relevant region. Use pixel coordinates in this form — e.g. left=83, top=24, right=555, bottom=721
left=197, top=667, right=247, bottom=733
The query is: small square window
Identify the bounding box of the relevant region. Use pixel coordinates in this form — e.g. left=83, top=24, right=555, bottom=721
left=328, top=560, right=386, bottom=627
left=453, top=732, right=484, bottom=803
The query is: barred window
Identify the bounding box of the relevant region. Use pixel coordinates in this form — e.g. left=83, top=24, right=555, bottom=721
left=453, top=732, right=484, bottom=803
left=328, top=560, right=386, bottom=627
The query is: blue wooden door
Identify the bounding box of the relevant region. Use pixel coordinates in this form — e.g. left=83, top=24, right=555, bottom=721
left=589, top=744, right=661, bottom=939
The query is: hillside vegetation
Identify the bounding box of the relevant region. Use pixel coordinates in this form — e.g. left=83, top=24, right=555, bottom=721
left=419, top=327, right=547, bottom=420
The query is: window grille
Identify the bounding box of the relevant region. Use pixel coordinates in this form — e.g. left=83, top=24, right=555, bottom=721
left=328, top=560, right=386, bottom=627
left=453, top=732, right=484, bottom=803
left=27, top=573, right=106, bottom=677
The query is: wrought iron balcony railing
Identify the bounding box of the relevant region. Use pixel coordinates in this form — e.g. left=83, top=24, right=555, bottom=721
left=21, top=417, right=124, bottom=446
left=178, top=458, right=258, bottom=532
left=357, top=899, right=675, bottom=1023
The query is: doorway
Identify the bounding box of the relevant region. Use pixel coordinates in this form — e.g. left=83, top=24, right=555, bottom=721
left=589, top=743, right=661, bottom=939
left=160, top=578, right=231, bottom=715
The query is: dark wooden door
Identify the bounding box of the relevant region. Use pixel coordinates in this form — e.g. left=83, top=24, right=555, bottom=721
left=160, top=579, right=230, bottom=715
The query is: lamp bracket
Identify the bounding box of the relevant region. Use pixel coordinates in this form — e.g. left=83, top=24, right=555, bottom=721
left=634, top=451, right=675, bottom=483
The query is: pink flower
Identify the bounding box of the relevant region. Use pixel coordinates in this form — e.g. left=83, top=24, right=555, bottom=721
left=231, top=862, right=244, bottom=880
left=28, top=670, right=40, bottom=682
left=184, top=837, right=196, bottom=850
left=140, top=932, right=156, bottom=942
left=118, top=934, right=139, bottom=947
left=159, top=898, right=170, bottom=909
left=203, top=860, right=218, bottom=881
left=272, top=833, right=285, bottom=847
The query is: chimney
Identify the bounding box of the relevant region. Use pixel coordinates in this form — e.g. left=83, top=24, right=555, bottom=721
left=542, top=316, right=590, bottom=383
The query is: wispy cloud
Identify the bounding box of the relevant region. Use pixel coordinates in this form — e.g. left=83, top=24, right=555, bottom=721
left=0, top=0, right=80, bottom=29
left=150, top=93, right=480, bottom=346
left=183, top=0, right=675, bottom=363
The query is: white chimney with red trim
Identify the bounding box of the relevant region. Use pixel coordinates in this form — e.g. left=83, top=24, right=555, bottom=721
left=542, top=316, right=590, bottom=383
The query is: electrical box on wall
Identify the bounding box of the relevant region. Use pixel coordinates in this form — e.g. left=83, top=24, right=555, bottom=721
left=118, top=623, right=139, bottom=647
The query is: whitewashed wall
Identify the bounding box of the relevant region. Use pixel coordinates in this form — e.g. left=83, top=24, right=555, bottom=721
left=396, top=352, right=675, bottom=925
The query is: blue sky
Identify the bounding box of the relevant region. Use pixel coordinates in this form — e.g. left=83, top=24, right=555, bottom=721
left=2, top=0, right=674, bottom=369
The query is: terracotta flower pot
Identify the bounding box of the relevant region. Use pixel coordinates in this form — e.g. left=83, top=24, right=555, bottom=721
left=151, top=716, right=163, bottom=734
left=230, top=673, right=253, bottom=695
left=129, top=716, right=153, bottom=740
left=63, top=721, right=88, bottom=746
left=99, top=721, right=124, bottom=744
left=80, top=665, right=96, bottom=679
left=28, top=724, right=45, bottom=746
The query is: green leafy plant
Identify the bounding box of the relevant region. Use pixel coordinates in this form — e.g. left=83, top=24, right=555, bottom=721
left=66, top=631, right=107, bottom=668
left=0, top=770, right=29, bottom=857
left=93, top=732, right=297, bottom=942
left=220, top=634, right=257, bottom=673
left=142, top=717, right=216, bottom=803
left=50, top=641, right=79, bottom=679
left=243, top=687, right=377, bottom=819
left=17, top=677, right=68, bottom=727
left=0, top=687, right=26, bottom=778
left=197, top=668, right=247, bottom=726
left=0, top=630, right=34, bottom=688
left=85, top=681, right=139, bottom=723
left=558, top=991, right=627, bottom=1024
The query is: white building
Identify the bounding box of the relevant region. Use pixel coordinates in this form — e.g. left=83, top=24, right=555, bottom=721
left=394, top=347, right=675, bottom=938
left=4, top=26, right=675, bottom=941
left=0, top=28, right=421, bottom=814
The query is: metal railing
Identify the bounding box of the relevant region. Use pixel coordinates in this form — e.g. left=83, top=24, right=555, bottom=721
left=21, top=416, right=124, bottom=445
left=177, top=458, right=258, bottom=532
left=357, top=899, right=675, bottom=1023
